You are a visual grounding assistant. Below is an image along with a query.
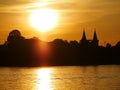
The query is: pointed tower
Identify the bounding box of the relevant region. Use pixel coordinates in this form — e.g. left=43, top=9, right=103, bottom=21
left=92, top=29, right=99, bottom=47
left=80, top=28, right=88, bottom=46
left=81, top=28, right=87, bottom=41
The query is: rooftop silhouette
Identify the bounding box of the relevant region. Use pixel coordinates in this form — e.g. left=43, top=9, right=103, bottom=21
left=80, top=28, right=99, bottom=47
left=0, top=29, right=120, bottom=67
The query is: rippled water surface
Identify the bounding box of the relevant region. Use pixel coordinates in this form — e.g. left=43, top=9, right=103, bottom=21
left=0, top=65, right=120, bottom=90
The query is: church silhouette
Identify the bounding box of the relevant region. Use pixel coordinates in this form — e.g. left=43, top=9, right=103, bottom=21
left=80, top=28, right=99, bottom=47
left=0, top=29, right=120, bottom=67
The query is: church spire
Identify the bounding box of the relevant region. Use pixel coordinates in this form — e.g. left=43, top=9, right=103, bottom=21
left=81, top=28, right=87, bottom=41
left=93, top=28, right=98, bottom=41
left=92, top=28, right=99, bottom=47
left=80, top=28, right=89, bottom=47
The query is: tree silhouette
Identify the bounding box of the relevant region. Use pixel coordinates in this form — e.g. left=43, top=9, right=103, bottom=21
left=106, top=43, right=112, bottom=48
left=116, top=41, right=120, bottom=47
left=0, top=29, right=120, bottom=67
left=6, top=29, right=24, bottom=45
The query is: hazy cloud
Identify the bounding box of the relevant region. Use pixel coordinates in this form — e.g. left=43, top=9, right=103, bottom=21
left=0, top=0, right=119, bottom=15
left=0, top=0, right=120, bottom=23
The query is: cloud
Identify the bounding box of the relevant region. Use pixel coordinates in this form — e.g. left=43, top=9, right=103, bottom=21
left=0, top=0, right=119, bottom=13
left=0, top=0, right=119, bottom=24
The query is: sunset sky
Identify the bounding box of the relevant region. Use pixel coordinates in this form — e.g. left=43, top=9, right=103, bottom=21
left=0, top=0, right=120, bottom=45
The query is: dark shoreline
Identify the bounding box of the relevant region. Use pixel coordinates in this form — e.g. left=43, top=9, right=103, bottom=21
left=0, top=30, right=120, bottom=67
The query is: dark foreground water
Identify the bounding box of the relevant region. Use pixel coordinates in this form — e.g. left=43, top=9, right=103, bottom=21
left=0, top=65, right=120, bottom=90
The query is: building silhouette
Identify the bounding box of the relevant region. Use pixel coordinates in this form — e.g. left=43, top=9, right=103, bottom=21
left=80, top=28, right=99, bottom=47
left=80, top=28, right=89, bottom=47
left=0, top=29, right=120, bottom=66
left=92, top=29, right=99, bottom=47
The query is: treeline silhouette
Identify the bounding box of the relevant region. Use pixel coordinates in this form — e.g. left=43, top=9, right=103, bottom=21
left=0, top=29, right=120, bottom=67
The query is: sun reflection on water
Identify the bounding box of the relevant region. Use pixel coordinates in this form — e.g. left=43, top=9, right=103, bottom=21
left=36, top=68, right=52, bottom=90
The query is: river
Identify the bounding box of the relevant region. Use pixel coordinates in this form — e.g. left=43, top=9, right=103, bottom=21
left=0, top=65, right=120, bottom=90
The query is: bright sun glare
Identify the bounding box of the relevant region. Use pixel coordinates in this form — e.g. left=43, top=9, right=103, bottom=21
left=30, top=8, right=58, bottom=32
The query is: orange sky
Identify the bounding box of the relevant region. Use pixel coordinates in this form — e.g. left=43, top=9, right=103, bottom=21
left=0, top=0, right=120, bottom=45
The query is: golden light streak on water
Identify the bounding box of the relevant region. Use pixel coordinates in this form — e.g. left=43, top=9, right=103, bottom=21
left=36, top=68, right=52, bottom=90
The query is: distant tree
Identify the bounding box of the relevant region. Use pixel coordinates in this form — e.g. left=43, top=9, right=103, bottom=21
left=5, top=29, right=25, bottom=45
left=70, top=40, right=79, bottom=47
left=106, top=43, right=112, bottom=48
left=53, top=39, right=64, bottom=44
left=31, top=37, right=40, bottom=41
left=115, top=41, right=120, bottom=47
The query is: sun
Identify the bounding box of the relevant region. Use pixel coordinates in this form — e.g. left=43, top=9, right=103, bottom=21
left=30, top=8, right=58, bottom=32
